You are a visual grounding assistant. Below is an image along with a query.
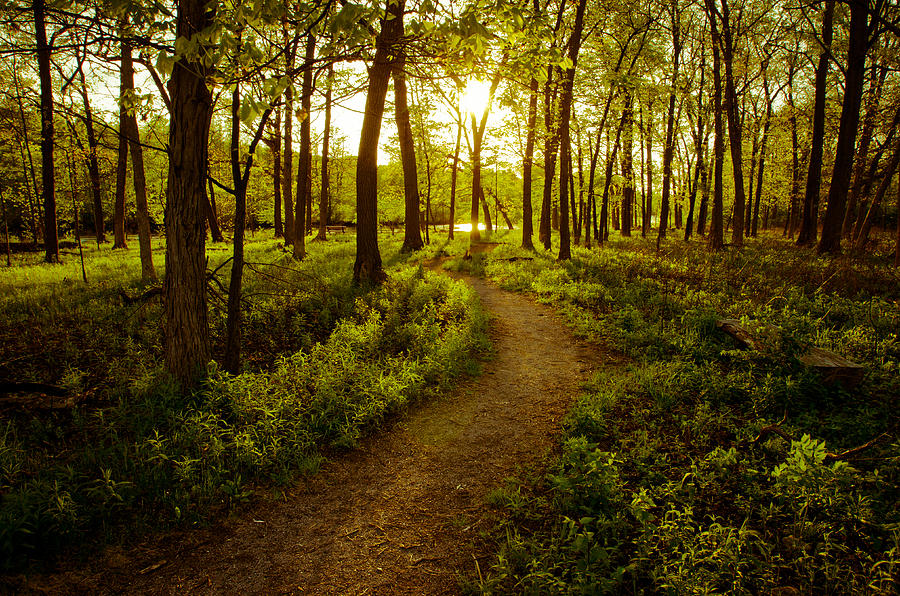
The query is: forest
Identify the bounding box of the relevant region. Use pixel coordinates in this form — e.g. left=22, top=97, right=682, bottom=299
left=1, top=0, right=899, bottom=591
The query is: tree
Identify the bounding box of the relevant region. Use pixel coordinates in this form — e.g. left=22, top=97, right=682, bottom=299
left=394, top=52, right=424, bottom=253
left=354, top=0, right=405, bottom=284
left=34, top=0, right=58, bottom=263
left=163, top=0, right=215, bottom=385
left=658, top=0, right=681, bottom=248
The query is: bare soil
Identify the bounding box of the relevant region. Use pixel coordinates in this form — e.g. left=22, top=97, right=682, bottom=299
left=17, top=273, right=607, bottom=595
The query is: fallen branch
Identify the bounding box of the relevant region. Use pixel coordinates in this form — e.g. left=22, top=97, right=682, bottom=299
left=119, top=285, right=163, bottom=305
left=752, top=423, right=889, bottom=461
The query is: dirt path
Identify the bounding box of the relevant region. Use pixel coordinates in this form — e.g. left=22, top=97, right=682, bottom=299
left=28, top=274, right=603, bottom=595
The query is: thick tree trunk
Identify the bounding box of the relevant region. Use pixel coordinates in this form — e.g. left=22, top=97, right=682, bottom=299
left=539, top=68, right=558, bottom=249
left=121, top=39, right=156, bottom=280
left=522, top=78, right=539, bottom=250
left=797, top=0, right=834, bottom=246
left=817, top=0, right=870, bottom=254
left=354, top=0, right=404, bottom=284
left=316, top=64, right=333, bottom=241
left=393, top=55, right=424, bottom=253
left=34, top=0, right=58, bottom=263
left=293, top=34, right=315, bottom=260
left=164, top=0, right=214, bottom=386
left=282, top=39, right=296, bottom=247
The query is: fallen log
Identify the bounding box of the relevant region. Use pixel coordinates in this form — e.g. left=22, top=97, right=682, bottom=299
left=716, top=318, right=865, bottom=387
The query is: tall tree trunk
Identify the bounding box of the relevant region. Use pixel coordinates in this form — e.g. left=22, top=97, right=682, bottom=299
left=164, top=0, right=214, bottom=386
left=786, top=65, right=801, bottom=238
left=685, top=53, right=705, bottom=242
left=34, top=0, right=58, bottom=263
left=114, top=28, right=129, bottom=250
left=707, top=16, right=725, bottom=251
left=753, top=75, right=773, bottom=237
left=293, top=34, right=315, bottom=260
left=658, top=0, right=681, bottom=248
left=798, top=0, right=834, bottom=246
left=585, top=127, right=601, bottom=249
left=354, top=0, right=404, bottom=283
left=272, top=108, right=283, bottom=238
left=521, top=78, right=538, bottom=249
left=698, top=142, right=711, bottom=235
left=76, top=62, right=105, bottom=246
left=204, top=175, right=224, bottom=241
left=818, top=0, right=872, bottom=254
left=539, top=69, right=558, bottom=249
left=121, top=38, right=156, bottom=280
left=600, top=112, right=626, bottom=244
left=316, top=64, right=333, bottom=241
left=620, top=93, right=634, bottom=237
left=645, top=101, right=654, bottom=233
left=12, top=58, right=41, bottom=243
left=448, top=118, right=460, bottom=240
left=394, top=54, right=424, bottom=253
left=282, top=37, right=297, bottom=247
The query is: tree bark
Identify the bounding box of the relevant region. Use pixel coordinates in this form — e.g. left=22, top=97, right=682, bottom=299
left=272, top=107, right=283, bottom=238
left=539, top=68, right=558, bottom=249
left=76, top=62, right=105, bottom=246
left=164, top=0, right=214, bottom=386
left=521, top=77, right=538, bottom=250
left=817, top=0, right=871, bottom=254
left=393, top=54, right=424, bottom=253
left=448, top=118, right=460, bottom=240
left=293, top=34, right=315, bottom=260
left=707, top=15, right=725, bottom=251
left=855, top=131, right=900, bottom=249
left=354, top=0, right=404, bottom=284
left=797, top=0, right=834, bottom=246
left=121, top=38, right=156, bottom=280
left=620, top=93, right=634, bottom=238
left=34, top=0, right=58, bottom=263
left=316, top=64, right=333, bottom=241
left=282, top=37, right=297, bottom=247
left=658, top=0, right=681, bottom=248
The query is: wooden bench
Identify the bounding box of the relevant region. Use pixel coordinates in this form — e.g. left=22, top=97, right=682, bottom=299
left=326, top=225, right=347, bottom=234
left=716, top=318, right=865, bottom=387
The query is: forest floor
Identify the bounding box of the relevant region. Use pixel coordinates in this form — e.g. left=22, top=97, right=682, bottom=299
left=19, top=269, right=607, bottom=595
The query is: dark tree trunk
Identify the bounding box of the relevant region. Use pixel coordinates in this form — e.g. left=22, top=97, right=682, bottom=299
left=818, top=0, right=871, bottom=254
left=707, top=16, right=725, bottom=251
left=121, top=38, right=156, bottom=280
left=448, top=118, right=460, bottom=240
left=855, top=132, right=900, bottom=248
left=521, top=78, right=538, bottom=249
left=204, top=179, right=224, bottom=242
left=272, top=108, right=283, bottom=238
left=12, top=60, right=41, bottom=243
left=620, top=93, right=634, bottom=237
left=293, top=34, right=315, bottom=260
left=600, top=112, right=626, bottom=244
left=585, top=127, right=602, bottom=249
left=34, top=0, right=58, bottom=262
left=645, top=103, right=654, bottom=233
left=114, top=29, right=129, bottom=250
left=557, top=0, right=587, bottom=260
left=658, top=1, right=681, bottom=247
left=354, top=0, right=404, bottom=284
left=798, top=0, right=834, bottom=246
left=753, top=75, right=773, bottom=237
left=282, top=38, right=297, bottom=247
left=685, top=52, right=705, bottom=242
left=786, top=65, right=801, bottom=238
left=394, top=55, right=424, bottom=253
left=76, top=64, right=105, bottom=246
left=316, top=65, right=333, bottom=241
left=539, top=68, right=558, bottom=249
left=164, top=0, right=214, bottom=386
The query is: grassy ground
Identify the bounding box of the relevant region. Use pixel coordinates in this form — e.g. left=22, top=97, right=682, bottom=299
left=0, top=231, right=488, bottom=571
left=461, top=230, right=900, bottom=594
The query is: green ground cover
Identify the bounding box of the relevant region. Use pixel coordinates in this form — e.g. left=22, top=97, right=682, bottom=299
left=0, top=234, right=488, bottom=571
left=465, top=232, right=899, bottom=594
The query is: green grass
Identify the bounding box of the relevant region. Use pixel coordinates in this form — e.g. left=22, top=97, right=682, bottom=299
left=468, top=229, right=900, bottom=594
left=0, top=231, right=489, bottom=571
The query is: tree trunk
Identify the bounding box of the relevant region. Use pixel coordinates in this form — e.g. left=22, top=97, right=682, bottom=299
left=753, top=76, right=773, bottom=237
left=76, top=64, right=105, bottom=246
left=394, top=54, right=424, bottom=253
left=448, top=118, right=460, bottom=240
left=521, top=78, right=538, bottom=249
left=34, top=0, right=58, bottom=262
left=645, top=102, right=654, bottom=233
left=282, top=38, right=297, bottom=247
left=707, top=15, right=725, bottom=251
left=797, top=0, right=834, bottom=246
left=817, top=0, right=871, bottom=254
left=539, top=68, right=558, bottom=249
left=121, top=38, right=156, bottom=280
left=855, top=132, right=900, bottom=249
left=293, top=34, right=315, bottom=260
left=12, top=58, right=41, bottom=243
left=164, top=0, right=214, bottom=386
left=620, top=93, right=634, bottom=238
left=354, top=0, right=403, bottom=284
left=658, top=0, right=681, bottom=248
left=786, top=66, right=801, bottom=239
left=272, top=108, right=283, bottom=238
left=600, top=112, right=626, bottom=244
left=316, top=65, right=333, bottom=241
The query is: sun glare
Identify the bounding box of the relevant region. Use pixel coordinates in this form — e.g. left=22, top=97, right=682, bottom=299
left=460, top=79, right=492, bottom=116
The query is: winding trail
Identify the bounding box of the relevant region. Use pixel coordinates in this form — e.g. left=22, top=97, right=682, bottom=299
left=33, top=274, right=603, bottom=595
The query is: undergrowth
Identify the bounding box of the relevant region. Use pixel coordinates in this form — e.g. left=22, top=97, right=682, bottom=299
left=469, top=231, right=900, bottom=594
left=0, top=233, right=489, bottom=571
